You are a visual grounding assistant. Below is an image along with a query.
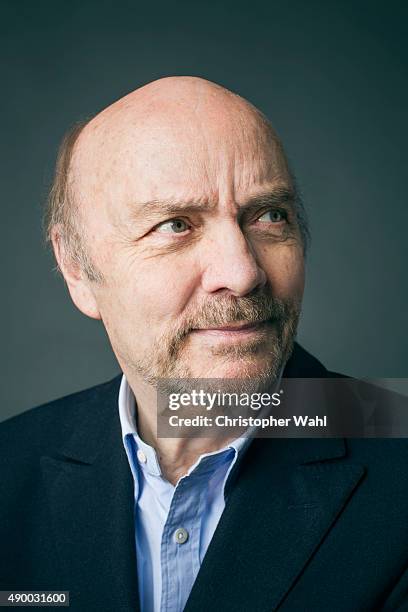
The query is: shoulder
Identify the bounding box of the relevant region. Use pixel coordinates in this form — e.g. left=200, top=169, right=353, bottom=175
left=287, top=344, right=408, bottom=458
left=0, top=375, right=122, bottom=466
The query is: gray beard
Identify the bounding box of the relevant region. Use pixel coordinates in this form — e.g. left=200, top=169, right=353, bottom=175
left=124, top=291, right=301, bottom=396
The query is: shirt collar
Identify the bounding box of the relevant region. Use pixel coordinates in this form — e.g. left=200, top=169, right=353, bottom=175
left=118, top=374, right=250, bottom=477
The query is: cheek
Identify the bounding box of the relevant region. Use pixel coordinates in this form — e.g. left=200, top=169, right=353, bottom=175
left=109, top=256, right=200, bottom=328
left=261, top=246, right=305, bottom=300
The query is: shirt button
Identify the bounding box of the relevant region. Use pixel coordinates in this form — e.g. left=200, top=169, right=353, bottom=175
left=174, top=528, right=189, bottom=544
left=137, top=449, right=147, bottom=464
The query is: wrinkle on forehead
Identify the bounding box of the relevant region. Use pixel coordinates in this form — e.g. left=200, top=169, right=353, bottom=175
left=69, top=76, right=288, bottom=216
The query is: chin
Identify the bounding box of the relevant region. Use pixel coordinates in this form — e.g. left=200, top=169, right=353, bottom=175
left=195, top=355, right=279, bottom=381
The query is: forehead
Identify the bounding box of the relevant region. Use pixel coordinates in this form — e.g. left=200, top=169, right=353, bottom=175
left=71, top=103, right=291, bottom=217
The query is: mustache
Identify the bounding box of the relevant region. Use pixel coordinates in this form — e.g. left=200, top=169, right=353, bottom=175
left=167, top=292, right=300, bottom=352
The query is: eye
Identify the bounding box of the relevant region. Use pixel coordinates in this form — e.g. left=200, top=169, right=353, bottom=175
left=155, top=218, right=190, bottom=234
left=257, top=209, right=286, bottom=224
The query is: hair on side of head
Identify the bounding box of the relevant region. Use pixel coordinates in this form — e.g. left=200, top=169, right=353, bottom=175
left=44, top=119, right=105, bottom=283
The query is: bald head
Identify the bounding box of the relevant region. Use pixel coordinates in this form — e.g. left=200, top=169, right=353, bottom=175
left=46, top=76, right=308, bottom=280
left=76, top=76, right=276, bottom=154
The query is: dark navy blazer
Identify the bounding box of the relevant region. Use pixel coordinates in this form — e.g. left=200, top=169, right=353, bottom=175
left=1, top=344, right=407, bottom=611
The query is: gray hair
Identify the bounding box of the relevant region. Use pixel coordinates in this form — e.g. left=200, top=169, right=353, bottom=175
left=44, top=120, right=104, bottom=283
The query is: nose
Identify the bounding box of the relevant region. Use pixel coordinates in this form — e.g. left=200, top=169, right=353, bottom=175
left=200, top=221, right=267, bottom=296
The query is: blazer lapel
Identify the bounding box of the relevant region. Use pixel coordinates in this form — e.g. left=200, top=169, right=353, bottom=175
left=184, top=344, right=367, bottom=611
left=41, top=377, right=139, bottom=612
left=184, top=437, right=365, bottom=612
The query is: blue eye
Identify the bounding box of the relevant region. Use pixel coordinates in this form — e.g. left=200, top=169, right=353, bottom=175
left=156, top=219, right=189, bottom=233
left=257, top=209, right=285, bottom=223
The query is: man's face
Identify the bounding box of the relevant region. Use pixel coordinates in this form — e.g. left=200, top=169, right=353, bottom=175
left=70, top=87, right=305, bottom=387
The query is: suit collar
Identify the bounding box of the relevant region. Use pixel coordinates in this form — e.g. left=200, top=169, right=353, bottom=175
left=41, top=375, right=139, bottom=611
left=283, top=342, right=328, bottom=378
left=55, top=375, right=123, bottom=465
left=54, top=341, right=325, bottom=466
left=184, top=345, right=364, bottom=611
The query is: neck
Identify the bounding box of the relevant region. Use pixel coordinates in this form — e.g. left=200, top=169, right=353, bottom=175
left=124, top=373, right=237, bottom=485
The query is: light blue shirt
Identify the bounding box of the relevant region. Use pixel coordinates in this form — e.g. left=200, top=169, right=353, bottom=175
left=118, top=375, right=250, bottom=612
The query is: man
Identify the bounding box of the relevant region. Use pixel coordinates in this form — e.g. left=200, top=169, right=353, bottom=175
left=1, top=77, right=407, bottom=611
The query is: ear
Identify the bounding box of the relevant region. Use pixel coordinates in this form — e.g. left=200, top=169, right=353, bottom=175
left=50, top=225, right=102, bottom=320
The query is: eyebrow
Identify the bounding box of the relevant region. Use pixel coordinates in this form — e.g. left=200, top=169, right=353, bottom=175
left=127, top=187, right=296, bottom=223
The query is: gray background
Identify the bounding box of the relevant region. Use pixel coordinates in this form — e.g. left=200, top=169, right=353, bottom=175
left=1, top=0, right=407, bottom=422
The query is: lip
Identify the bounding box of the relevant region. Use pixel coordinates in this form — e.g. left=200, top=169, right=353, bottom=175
left=190, top=321, right=271, bottom=337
